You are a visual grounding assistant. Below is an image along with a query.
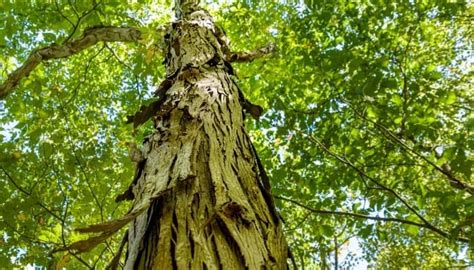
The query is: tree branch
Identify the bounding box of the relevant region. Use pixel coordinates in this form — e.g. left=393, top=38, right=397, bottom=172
left=275, top=195, right=469, bottom=243
left=300, top=132, right=470, bottom=243
left=0, top=166, right=65, bottom=222
left=225, top=43, right=276, bottom=63
left=55, top=102, right=105, bottom=221
left=304, top=133, right=430, bottom=224
left=343, top=99, right=474, bottom=195
left=0, top=26, right=141, bottom=99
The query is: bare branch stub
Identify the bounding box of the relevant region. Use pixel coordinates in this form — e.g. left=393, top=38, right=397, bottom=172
left=226, top=43, right=277, bottom=63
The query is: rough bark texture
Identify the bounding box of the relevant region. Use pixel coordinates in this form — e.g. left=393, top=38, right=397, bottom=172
left=121, top=4, right=288, bottom=270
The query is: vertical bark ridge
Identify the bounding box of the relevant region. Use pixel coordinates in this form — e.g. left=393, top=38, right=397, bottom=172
left=122, top=5, right=288, bottom=269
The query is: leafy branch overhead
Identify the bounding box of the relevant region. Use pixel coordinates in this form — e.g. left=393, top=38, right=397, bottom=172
left=0, top=23, right=276, bottom=101
left=0, top=26, right=142, bottom=99
left=0, top=1, right=472, bottom=269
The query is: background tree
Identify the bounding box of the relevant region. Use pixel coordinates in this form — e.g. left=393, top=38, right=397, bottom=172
left=0, top=0, right=472, bottom=269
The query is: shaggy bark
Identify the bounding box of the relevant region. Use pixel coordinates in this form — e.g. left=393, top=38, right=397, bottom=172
left=58, top=1, right=288, bottom=269
left=122, top=2, right=288, bottom=270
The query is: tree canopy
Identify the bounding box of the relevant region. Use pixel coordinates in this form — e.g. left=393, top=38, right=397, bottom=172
left=0, top=1, right=472, bottom=268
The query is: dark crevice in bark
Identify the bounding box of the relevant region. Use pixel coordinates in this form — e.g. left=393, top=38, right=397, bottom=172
left=146, top=204, right=161, bottom=268
left=167, top=155, right=179, bottom=186
left=215, top=218, right=248, bottom=269
left=115, top=157, right=147, bottom=202
left=134, top=199, right=164, bottom=269
left=204, top=207, right=212, bottom=234
left=171, top=209, right=179, bottom=270
left=210, top=233, right=223, bottom=270
left=250, top=143, right=280, bottom=224
left=214, top=118, right=227, bottom=140
left=179, top=107, right=194, bottom=129
left=230, top=164, right=254, bottom=213
left=190, top=193, right=199, bottom=220
left=220, top=172, right=230, bottom=195
left=202, top=135, right=216, bottom=206
left=141, top=238, right=151, bottom=268
left=189, top=231, right=195, bottom=259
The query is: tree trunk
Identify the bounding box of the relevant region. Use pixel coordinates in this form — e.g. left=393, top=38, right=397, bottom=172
left=123, top=1, right=288, bottom=269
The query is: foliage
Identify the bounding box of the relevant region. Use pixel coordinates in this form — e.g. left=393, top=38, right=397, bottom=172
left=0, top=0, right=472, bottom=268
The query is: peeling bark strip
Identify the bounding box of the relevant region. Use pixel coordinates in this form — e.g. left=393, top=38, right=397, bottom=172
left=0, top=26, right=141, bottom=99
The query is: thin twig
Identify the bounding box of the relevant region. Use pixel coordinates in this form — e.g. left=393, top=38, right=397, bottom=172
left=298, top=131, right=469, bottom=243
left=343, top=99, right=474, bottom=195
left=304, top=133, right=431, bottom=225
left=64, top=44, right=106, bottom=106
left=1, top=166, right=64, bottom=222
left=275, top=195, right=469, bottom=243
left=54, top=0, right=75, bottom=28
left=64, top=1, right=102, bottom=43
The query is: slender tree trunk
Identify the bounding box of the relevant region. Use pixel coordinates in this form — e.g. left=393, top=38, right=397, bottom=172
left=123, top=1, right=288, bottom=269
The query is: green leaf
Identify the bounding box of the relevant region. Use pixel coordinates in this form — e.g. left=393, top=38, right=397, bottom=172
left=390, top=95, right=403, bottom=106
left=442, top=92, right=457, bottom=105
left=406, top=226, right=419, bottom=237
left=367, top=106, right=378, bottom=119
